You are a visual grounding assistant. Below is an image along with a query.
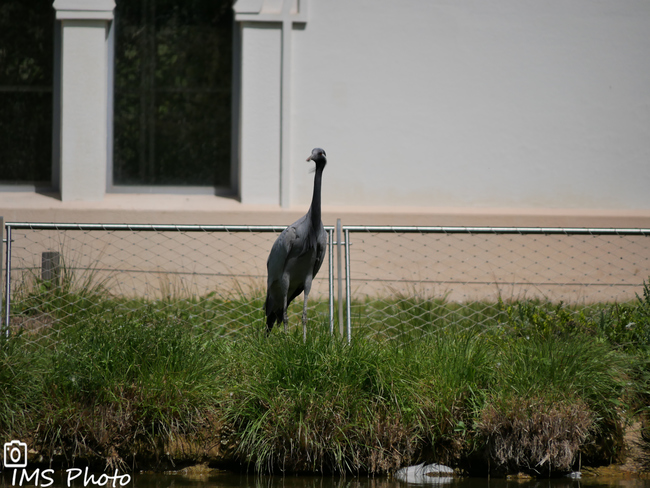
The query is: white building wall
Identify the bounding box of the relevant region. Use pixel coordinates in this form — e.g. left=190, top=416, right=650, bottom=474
left=271, top=0, right=650, bottom=210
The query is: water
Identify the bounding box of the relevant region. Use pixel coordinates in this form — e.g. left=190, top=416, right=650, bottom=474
left=3, top=469, right=650, bottom=488
left=125, top=473, right=650, bottom=488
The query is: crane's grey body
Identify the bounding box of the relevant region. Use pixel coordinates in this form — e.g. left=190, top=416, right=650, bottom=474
left=265, top=148, right=327, bottom=340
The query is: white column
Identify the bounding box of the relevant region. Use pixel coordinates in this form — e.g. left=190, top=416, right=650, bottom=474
left=234, top=0, right=308, bottom=206
left=53, top=0, right=115, bottom=202
left=238, top=22, right=282, bottom=205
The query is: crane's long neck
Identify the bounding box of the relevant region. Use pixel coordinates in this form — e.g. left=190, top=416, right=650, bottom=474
left=308, top=164, right=324, bottom=228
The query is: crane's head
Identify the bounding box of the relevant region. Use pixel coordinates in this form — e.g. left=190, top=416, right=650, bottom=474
left=306, top=148, right=327, bottom=167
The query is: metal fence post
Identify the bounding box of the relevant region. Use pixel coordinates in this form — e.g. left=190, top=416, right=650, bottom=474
left=0, top=216, right=4, bottom=338
left=4, top=224, right=11, bottom=338
left=344, top=228, right=351, bottom=344
left=328, top=227, right=334, bottom=335
left=336, top=219, right=344, bottom=337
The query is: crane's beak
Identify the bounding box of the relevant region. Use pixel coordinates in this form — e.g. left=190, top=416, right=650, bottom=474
left=307, top=154, right=316, bottom=173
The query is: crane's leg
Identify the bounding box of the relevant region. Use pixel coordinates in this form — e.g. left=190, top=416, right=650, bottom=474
left=302, top=292, right=309, bottom=343
left=282, top=295, right=288, bottom=333
left=301, top=277, right=314, bottom=343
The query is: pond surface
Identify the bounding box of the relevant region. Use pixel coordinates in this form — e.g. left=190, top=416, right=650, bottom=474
left=3, top=470, right=650, bottom=488
left=128, top=473, right=650, bottom=488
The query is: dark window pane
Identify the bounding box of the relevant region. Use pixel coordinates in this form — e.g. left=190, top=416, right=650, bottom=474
left=0, top=0, right=53, bottom=185
left=113, top=0, right=232, bottom=187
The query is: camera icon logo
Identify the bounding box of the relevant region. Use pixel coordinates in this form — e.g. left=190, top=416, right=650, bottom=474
left=3, top=440, right=28, bottom=468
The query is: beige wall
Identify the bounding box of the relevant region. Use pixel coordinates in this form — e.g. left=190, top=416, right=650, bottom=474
left=1, top=192, right=650, bottom=229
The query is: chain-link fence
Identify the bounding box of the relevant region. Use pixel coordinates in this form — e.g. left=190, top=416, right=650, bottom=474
left=345, top=226, right=650, bottom=341
left=1, top=223, right=336, bottom=346
left=3, top=222, right=650, bottom=346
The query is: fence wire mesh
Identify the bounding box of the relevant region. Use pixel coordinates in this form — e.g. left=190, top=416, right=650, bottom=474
left=3, top=223, right=650, bottom=347
left=345, top=226, right=650, bottom=342
left=2, top=224, right=333, bottom=347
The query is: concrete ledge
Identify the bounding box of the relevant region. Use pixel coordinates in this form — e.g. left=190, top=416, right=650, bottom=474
left=53, top=0, right=115, bottom=20
left=1, top=192, right=649, bottom=228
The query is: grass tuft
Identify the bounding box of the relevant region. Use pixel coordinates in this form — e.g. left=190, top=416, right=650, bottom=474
left=478, top=398, right=594, bottom=475
left=222, top=326, right=419, bottom=473
left=37, top=312, right=224, bottom=466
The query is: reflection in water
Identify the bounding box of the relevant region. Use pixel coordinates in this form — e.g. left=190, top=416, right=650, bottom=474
left=134, top=473, right=650, bottom=488
left=3, top=471, right=650, bottom=488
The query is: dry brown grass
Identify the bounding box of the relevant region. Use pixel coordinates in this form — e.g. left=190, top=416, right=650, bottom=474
left=478, top=397, right=594, bottom=476
left=36, top=398, right=230, bottom=471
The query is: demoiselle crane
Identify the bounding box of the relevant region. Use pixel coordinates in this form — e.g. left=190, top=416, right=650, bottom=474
left=265, top=148, right=328, bottom=341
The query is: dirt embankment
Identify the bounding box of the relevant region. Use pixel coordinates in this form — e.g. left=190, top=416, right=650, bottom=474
left=18, top=419, right=650, bottom=478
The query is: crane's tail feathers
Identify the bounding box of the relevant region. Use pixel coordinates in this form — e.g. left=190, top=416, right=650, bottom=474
left=265, top=304, right=279, bottom=334
left=266, top=313, right=277, bottom=334
left=264, top=296, right=275, bottom=333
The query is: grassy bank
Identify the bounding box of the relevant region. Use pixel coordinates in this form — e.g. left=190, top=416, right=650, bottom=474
left=3, top=282, right=650, bottom=476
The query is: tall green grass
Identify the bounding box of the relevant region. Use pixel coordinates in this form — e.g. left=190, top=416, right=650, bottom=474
left=0, top=335, right=46, bottom=435
left=50, top=314, right=222, bottom=411
left=216, top=319, right=630, bottom=474
left=33, top=313, right=226, bottom=468
left=3, top=280, right=650, bottom=475
left=220, top=326, right=434, bottom=473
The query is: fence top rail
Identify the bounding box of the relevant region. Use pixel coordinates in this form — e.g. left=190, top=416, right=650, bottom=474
left=4, top=222, right=650, bottom=236
left=5, top=222, right=338, bottom=233
left=342, top=225, right=650, bottom=236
